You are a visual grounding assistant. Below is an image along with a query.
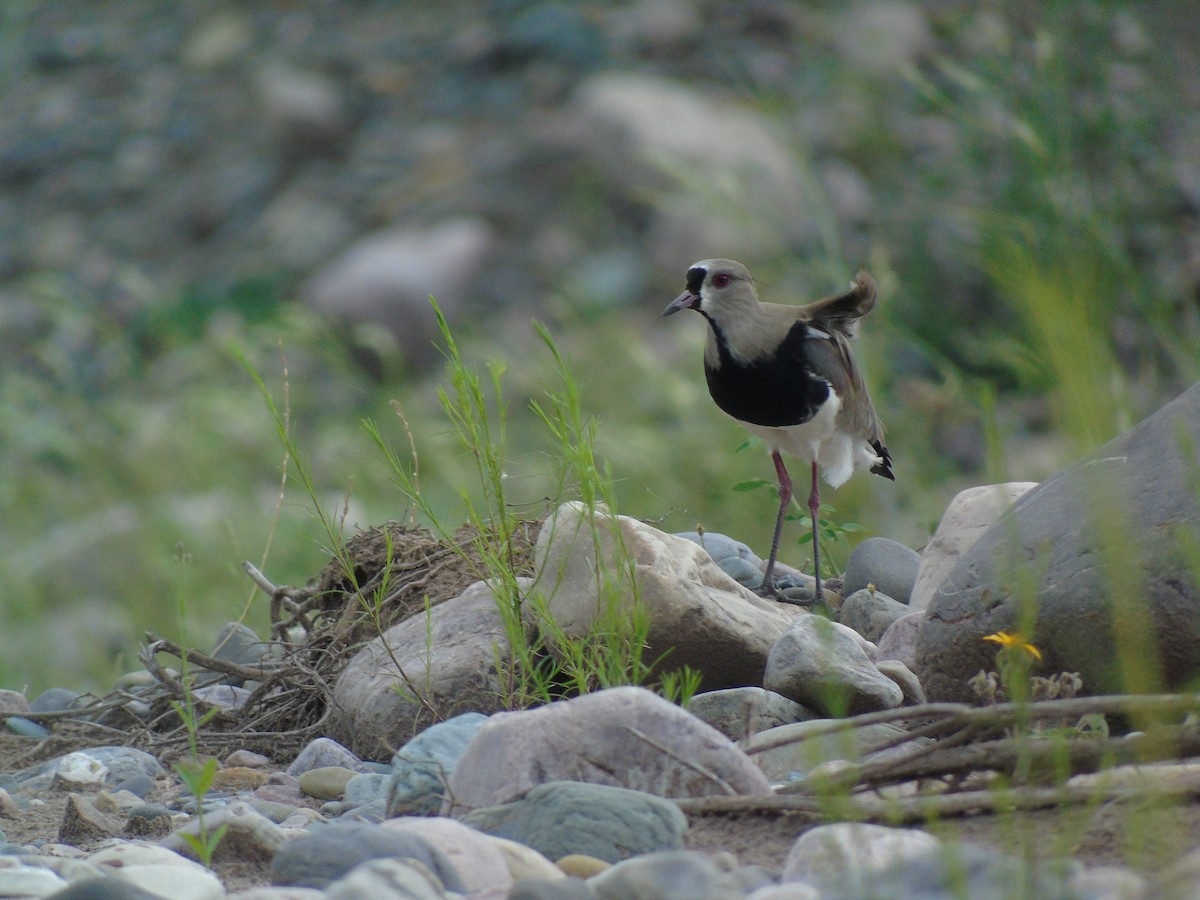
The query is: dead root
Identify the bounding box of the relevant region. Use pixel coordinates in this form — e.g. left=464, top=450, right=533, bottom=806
left=13, top=520, right=539, bottom=764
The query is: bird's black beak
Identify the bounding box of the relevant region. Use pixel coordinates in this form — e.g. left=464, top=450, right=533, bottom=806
left=662, top=290, right=700, bottom=317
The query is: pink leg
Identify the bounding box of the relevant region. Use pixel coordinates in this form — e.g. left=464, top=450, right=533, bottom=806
left=762, top=451, right=792, bottom=595
left=808, top=461, right=824, bottom=607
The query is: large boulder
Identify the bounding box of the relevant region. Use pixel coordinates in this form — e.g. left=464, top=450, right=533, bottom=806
left=444, top=686, right=772, bottom=815
left=917, top=384, right=1200, bottom=702
left=328, top=580, right=527, bottom=759
left=533, top=503, right=798, bottom=690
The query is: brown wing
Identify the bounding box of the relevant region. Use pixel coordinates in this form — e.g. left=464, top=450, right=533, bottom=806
left=799, top=271, right=877, bottom=339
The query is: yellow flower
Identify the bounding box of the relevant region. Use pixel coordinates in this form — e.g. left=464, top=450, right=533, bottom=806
left=982, top=630, right=1042, bottom=660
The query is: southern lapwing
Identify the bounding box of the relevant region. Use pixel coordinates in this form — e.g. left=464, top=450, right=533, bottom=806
left=663, top=259, right=894, bottom=605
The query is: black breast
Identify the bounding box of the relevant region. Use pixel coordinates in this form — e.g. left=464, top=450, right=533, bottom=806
left=703, top=320, right=830, bottom=427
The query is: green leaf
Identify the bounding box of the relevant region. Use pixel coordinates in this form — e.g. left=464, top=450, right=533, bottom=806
left=734, top=437, right=762, bottom=453
left=732, top=479, right=771, bottom=492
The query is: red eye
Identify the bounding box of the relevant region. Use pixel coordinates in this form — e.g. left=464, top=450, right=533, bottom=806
left=712, top=273, right=732, bottom=288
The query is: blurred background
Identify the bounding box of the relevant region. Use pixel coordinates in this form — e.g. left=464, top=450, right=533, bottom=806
left=1, top=0, right=1198, bottom=694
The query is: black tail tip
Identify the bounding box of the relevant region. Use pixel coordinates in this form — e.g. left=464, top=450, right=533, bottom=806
left=871, top=441, right=895, bottom=481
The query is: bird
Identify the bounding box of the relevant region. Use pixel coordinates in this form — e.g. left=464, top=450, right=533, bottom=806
left=663, top=259, right=893, bottom=606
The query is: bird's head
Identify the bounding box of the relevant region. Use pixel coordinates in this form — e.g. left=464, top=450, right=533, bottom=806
left=662, top=259, right=755, bottom=319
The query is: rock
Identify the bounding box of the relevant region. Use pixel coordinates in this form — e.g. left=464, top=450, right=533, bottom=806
left=588, top=850, right=760, bottom=900
left=329, top=580, right=522, bottom=760
left=385, top=712, right=488, bottom=816
left=460, top=781, right=687, bottom=865
left=299, top=766, right=357, bottom=801
left=746, top=721, right=921, bottom=784
left=1069, top=865, right=1146, bottom=899
left=559, top=74, right=808, bottom=267
left=210, top=766, right=270, bottom=792
left=286, top=737, right=370, bottom=777
left=487, top=836, right=564, bottom=883
left=225, top=750, right=270, bottom=769
left=161, top=800, right=286, bottom=863
left=0, top=690, right=29, bottom=714
left=343, top=772, right=389, bottom=806
left=270, top=821, right=465, bottom=892
left=323, top=857, right=451, bottom=900
left=508, top=877, right=594, bottom=900
left=764, top=616, right=903, bottom=716
left=15, top=747, right=163, bottom=794
left=108, top=861, right=227, bottom=900
left=0, top=862, right=68, bottom=896
left=446, top=687, right=771, bottom=814
left=226, top=889, right=327, bottom=900
left=873, top=610, right=924, bottom=671
left=832, top=1, right=934, bottom=74
left=813, top=843, right=1079, bottom=899
left=909, top=483, right=1037, bottom=610
left=686, top=688, right=816, bottom=741
left=29, top=687, right=81, bottom=712
left=874, top=659, right=926, bottom=706
left=382, top=817, right=511, bottom=893
left=839, top=588, right=911, bottom=643
left=59, top=794, right=121, bottom=843
left=300, top=219, right=493, bottom=363
left=208, top=622, right=274, bottom=686
left=558, top=855, right=610, bottom=879
left=783, top=823, right=941, bottom=889
left=918, top=385, right=1200, bottom=701
left=534, top=504, right=797, bottom=690
left=841, top=538, right=921, bottom=604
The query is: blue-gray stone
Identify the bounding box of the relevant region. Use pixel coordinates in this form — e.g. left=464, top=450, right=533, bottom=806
left=29, top=688, right=81, bottom=713
left=508, top=877, right=595, bottom=899
left=674, top=531, right=761, bottom=567
left=386, top=712, right=488, bottom=816
left=344, top=772, right=389, bottom=805
left=842, top=538, right=920, bottom=604
left=270, top=821, right=464, bottom=891
left=686, top=687, right=816, bottom=741
left=39, top=876, right=167, bottom=899
left=112, top=774, right=155, bottom=798
left=287, top=737, right=370, bottom=776
left=840, top=588, right=912, bottom=643
left=460, top=780, right=687, bottom=864
left=819, top=844, right=1079, bottom=900
left=13, top=746, right=163, bottom=793
left=5, top=717, right=49, bottom=738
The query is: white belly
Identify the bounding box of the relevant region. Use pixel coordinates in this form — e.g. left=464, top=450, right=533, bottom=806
left=737, top=391, right=882, bottom=489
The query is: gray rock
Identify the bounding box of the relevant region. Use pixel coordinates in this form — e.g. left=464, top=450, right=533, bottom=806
left=874, top=611, right=924, bottom=671
left=270, top=821, right=465, bottom=892
left=446, top=687, right=771, bottom=814
left=816, top=843, right=1079, bottom=900
left=686, top=687, right=817, bottom=741
left=674, top=530, right=768, bottom=590
left=783, top=823, right=941, bottom=889
left=842, top=538, right=920, bottom=605
left=0, top=690, right=29, bottom=714
left=14, top=746, right=163, bottom=793
left=287, top=737, right=369, bottom=776
left=161, top=799, right=286, bottom=863
left=918, top=383, right=1200, bottom=702
left=534, top=504, right=797, bottom=691
left=1069, top=865, right=1146, bottom=900
left=386, top=712, right=488, bottom=816
left=747, top=721, right=921, bottom=784
left=588, top=850, right=758, bottom=900
left=874, top=659, right=926, bottom=706
left=324, top=858, right=451, bottom=900
left=839, top=589, right=911, bottom=643
left=329, top=581, right=521, bottom=760
left=764, top=616, right=903, bottom=716
left=462, top=781, right=686, bottom=865
left=27, top=876, right=157, bottom=899
left=344, top=772, right=389, bottom=805
left=190, top=684, right=252, bottom=709
left=508, top=877, right=595, bottom=900
left=29, top=687, right=81, bottom=713
left=300, top=219, right=493, bottom=363
left=208, top=622, right=274, bottom=686
left=910, top=483, right=1038, bottom=610
left=382, top=817, right=512, bottom=893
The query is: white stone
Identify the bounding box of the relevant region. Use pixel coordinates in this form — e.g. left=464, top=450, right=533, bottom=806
left=324, top=858, right=447, bottom=900
left=534, top=503, right=798, bottom=689
left=55, top=752, right=108, bottom=786
left=0, top=863, right=67, bottom=897
left=783, top=822, right=941, bottom=887
left=910, top=483, right=1038, bottom=609
left=764, top=615, right=903, bottom=716
left=485, top=835, right=564, bottom=883
left=111, top=863, right=226, bottom=900
left=381, top=817, right=510, bottom=893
